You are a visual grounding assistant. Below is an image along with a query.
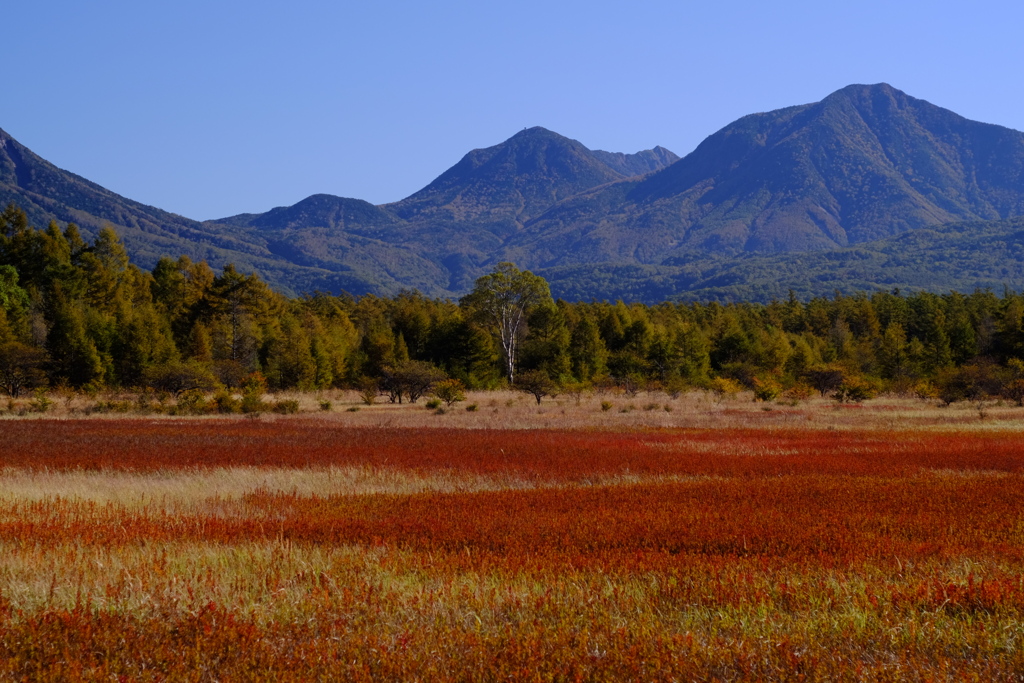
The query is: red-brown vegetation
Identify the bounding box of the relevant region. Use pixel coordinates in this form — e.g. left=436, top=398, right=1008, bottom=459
left=1, top=419, right=1023, bottom=680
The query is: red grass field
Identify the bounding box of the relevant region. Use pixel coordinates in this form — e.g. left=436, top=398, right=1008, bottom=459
left=1, top=418, right=1023, bottom=680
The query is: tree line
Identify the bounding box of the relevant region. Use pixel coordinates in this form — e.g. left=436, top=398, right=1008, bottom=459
left=3, top=203, right=1024, bottom=406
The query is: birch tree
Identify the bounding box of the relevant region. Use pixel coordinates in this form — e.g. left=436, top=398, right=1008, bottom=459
left=461, top=263, right=551, bottom=384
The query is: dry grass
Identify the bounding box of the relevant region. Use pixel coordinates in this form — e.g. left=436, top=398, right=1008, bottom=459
left=5, top=388, right=1024, bottom=433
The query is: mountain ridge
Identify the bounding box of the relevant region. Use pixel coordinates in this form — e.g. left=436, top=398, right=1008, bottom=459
left=5, top=84, right=1024, bottom=302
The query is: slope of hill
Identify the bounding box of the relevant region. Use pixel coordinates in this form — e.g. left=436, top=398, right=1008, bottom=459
left=0, top=128, right=395, bottom=296
left=509, top=84, right=1024, bottom=269
left=211, top=128, right=680, bottom=292
left=538, top=217, right=1024, bottom=303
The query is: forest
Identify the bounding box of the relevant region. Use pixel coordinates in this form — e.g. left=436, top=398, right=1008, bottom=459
left=3, top=202, right=1024, bottom=408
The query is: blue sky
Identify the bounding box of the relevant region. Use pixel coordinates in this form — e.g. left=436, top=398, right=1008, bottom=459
left=4, top=0, right=1022, bottom=220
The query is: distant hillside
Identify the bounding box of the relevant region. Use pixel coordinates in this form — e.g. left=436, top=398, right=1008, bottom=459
left=210, top=127, right=680, bottom=292
left=539, top=217, right=1024, bottom=303
left=6, top=84, right=1024, bottom=303
left=0, top=128, right=377, bottom=296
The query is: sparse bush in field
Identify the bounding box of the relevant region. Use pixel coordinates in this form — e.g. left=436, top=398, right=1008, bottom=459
left=0, top=341, right=48, bottom=398
left=561, top=381, right=589, bottom=406
left=174, top=389, right=209, bottom=415
left=709, top=377, right=743, bottom=402
left=619, top=374, right=641, bottom=397
left=319, top=399, right=332, bottom=411
left=379, top=361, right=446, bottom=404
left=833, top=376, right=878, bottom=404
left=135, top=392, right=155, bottom=414
left=240, top=394, right=265, bottom=414
left=29, top=388, right=52, bottom=413
left=914, top=380, right=938, bottom=400
left=212, top=390, right=241, bottom=414
left=804, top=364, right=847, bottom=397
left=346, top=406, right=360, bottom=412
left=272, top=399, right=300, bottom=414
left=465, top=403, right=478, bottom=412
left=934, top=363, right=1003, bottom=405
left=241, top=372, right=268, bottom=414
left=643, top=402, right=660, bottom=411
left=425, top=398, right=442, bottom=409
left=752, top=376, right=783, bottom=402
left=600, top=400, right=613, bottom=412
left=516, top=369, right=556, bottom=405
left=91, top=399, right=133, bottom=414
left=357, top=376, right=379, bottom=405
left=663, top=376, right=687, bottom=400
left=432, top=379, right=466, bottom=407
left=784, top=382, right=814, bottom=402
left=145, top=361, right=218, bottom=398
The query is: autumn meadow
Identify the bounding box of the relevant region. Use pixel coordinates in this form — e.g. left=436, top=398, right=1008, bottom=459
left=0, top=393, right=1021, bottom=681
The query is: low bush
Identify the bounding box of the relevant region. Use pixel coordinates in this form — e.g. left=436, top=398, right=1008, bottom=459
left=272, top=400, right=300, bottom=415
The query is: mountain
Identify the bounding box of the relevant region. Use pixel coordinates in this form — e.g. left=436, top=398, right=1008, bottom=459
left=508, top=84, right=1024, bottom=269
left=210, top=127, right=680, bottom=292
left=6, top=84, right=1024, bottom=303
left=0, top=127, right=386, bottom=295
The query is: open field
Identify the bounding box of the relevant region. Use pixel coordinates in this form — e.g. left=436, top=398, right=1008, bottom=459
left=1, top=405, right=1024, bottom=680
left=6, top=388, right=1024, bottom=431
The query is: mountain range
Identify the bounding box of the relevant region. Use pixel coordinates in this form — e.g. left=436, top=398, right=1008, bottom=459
left=3, top=83, right=1024, bottom=302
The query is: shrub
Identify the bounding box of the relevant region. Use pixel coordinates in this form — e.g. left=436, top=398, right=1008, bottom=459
left=752, top=376, right=783, bottom=402
left=433, top=379, right=466, bottom=407
left=709, top=377, right=743, bottom=402
left=425, top=398, right=442, bottom=409
left=357, top=377, right=379, bottom=405
left=145, top=361, right=217, bottom=398
left=240, top=372, right=268, bottom=414
left=174, top=389, right=209, bottom=415
left=465, top=403, right=478, bottom=412
left=0, top=342, right=48, bottom=398
left=516, top=369, right=556, bottom=405
left=804, top=364, right=847, bottom=397
left=834, top=376, right=877, bottom=404
left=212, top=390, right=241, bottom=414
left=561, top=381, right=589, bottom=406
left=663, top=376, right=688, bottom=400
left=319, top=399, right=332, bottom=412
left=379, top=361, right=446, bottom=404
left=784, top=382, right=815, bottom=402
left=600, top=401, right=613, bottom=412
left=29, top=388, right=52, bottom=413
left=272, top=399, right=300, bottom=414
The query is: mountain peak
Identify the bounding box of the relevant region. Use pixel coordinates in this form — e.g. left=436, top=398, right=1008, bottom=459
left=509, top=126, right=561, bottom=140
left=388, top=127, right=670, bottom=228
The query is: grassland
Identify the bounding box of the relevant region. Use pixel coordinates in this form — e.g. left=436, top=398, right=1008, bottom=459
left=1, top=393, right=1023, bottom=680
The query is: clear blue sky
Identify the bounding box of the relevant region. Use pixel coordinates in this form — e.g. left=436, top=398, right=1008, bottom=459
left=4, top=0, right=1022, bottom=220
